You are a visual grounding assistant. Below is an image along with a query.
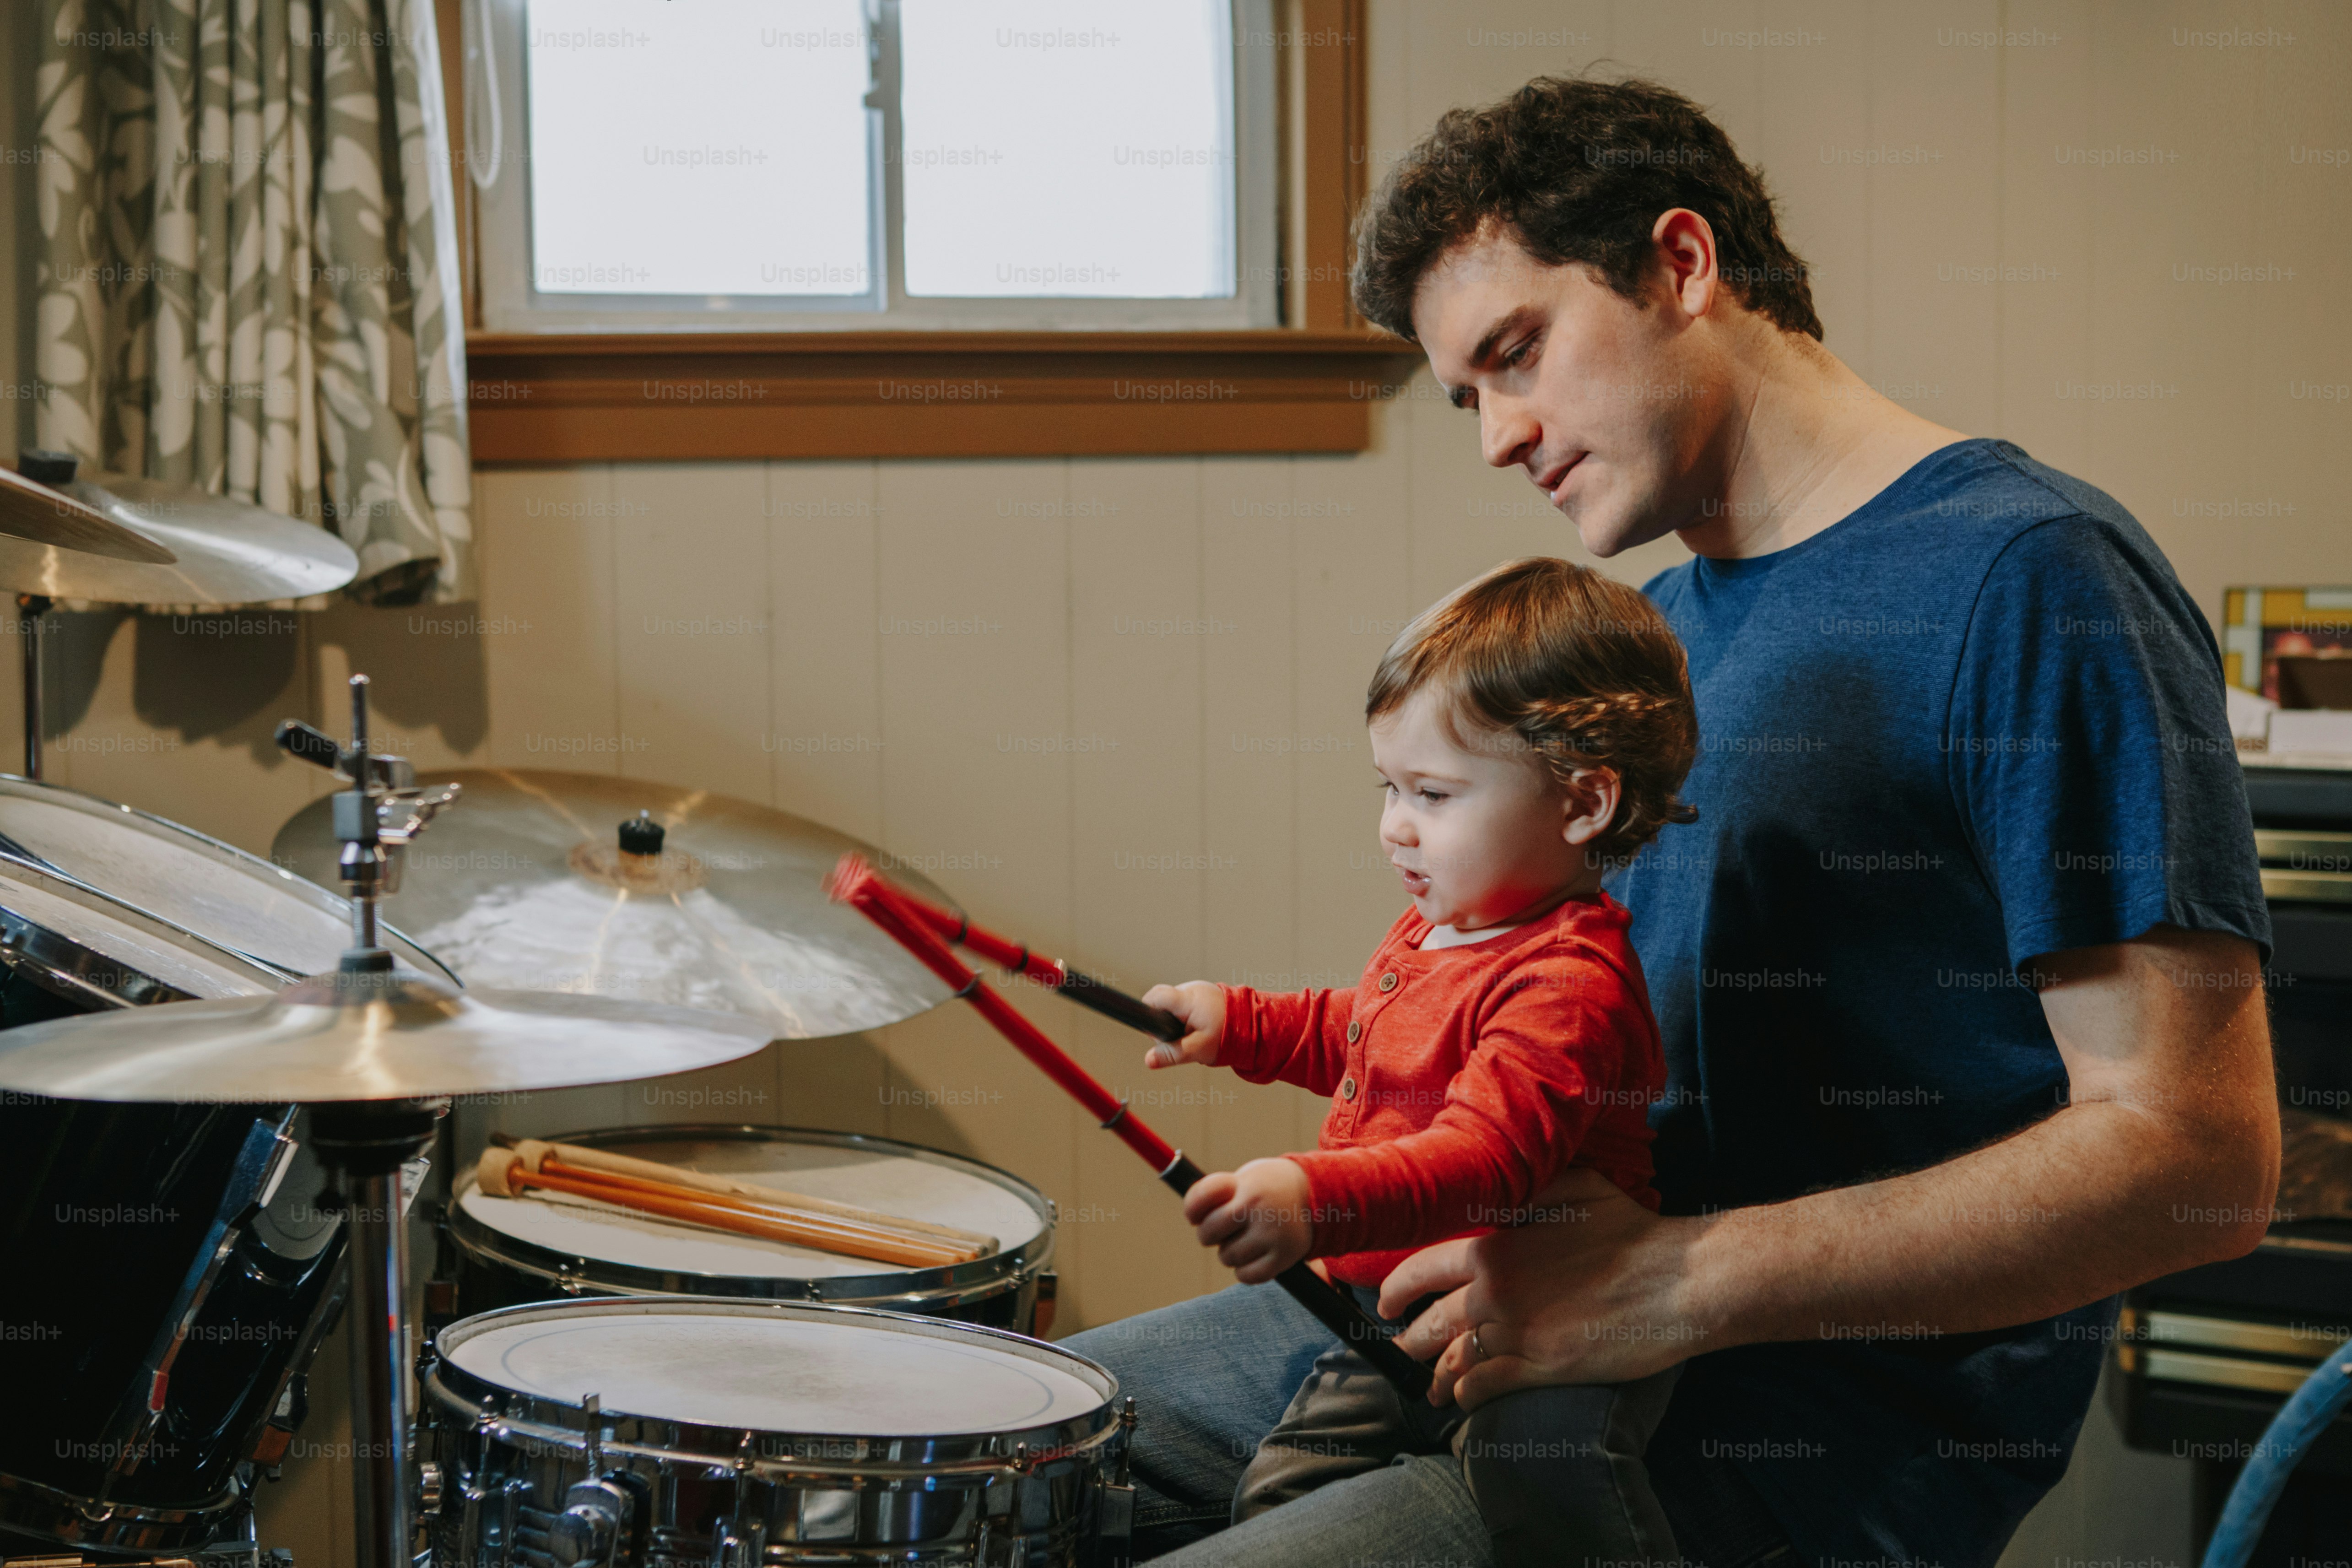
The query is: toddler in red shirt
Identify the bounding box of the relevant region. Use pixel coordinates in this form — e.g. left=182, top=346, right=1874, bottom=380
left=1141, top=556, right=1697, bottom=1565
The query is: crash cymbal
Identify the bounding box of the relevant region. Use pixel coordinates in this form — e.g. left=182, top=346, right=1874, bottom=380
left=0, top=460, right=178, bottom=565
left=0, top=968, right=773, bottom=1103
left=0, top=453, right=357, bottom=605
left=272, top=770, right=955, bottom=1038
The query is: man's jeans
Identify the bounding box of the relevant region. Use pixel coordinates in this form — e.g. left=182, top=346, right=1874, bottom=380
left=1065, top=1283, right=1797, bottom=1568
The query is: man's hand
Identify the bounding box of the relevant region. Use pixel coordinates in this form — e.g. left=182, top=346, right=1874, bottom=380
left=1376, top=926, right=2277, bottom=1413
left=1141, top=980, right=1226, bottom=1069
left=1184, top=1157, right=1315, bottom=1283
left=1379, top=1168, right=1706, bottom=1408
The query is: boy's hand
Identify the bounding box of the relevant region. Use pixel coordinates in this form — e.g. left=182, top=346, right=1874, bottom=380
left=1183, top=1157, right=1315, bottom=1284
left=1141, top=981, right=1226, bottom=1069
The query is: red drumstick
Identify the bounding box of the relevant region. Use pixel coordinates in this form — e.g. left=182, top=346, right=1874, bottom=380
left=825, top=854, right=1434, bottom=1400
left=826, top=856, right=1178, bottom=1172
left=883, top=880, right=1187, bottom=1044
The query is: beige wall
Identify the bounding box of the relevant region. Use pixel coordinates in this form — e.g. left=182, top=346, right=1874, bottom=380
left=4, top=2, right=2349, bottom=1564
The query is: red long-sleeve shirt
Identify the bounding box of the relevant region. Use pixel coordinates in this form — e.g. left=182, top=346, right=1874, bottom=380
left=1218, top=892, right=1665, bottom=1287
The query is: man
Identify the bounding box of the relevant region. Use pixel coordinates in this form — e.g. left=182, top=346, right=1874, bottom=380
left=1066, top=76, right=2276, bottom=1568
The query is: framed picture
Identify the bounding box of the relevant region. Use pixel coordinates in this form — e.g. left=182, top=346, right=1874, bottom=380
left=2222, top=587, right=2352, bottom=704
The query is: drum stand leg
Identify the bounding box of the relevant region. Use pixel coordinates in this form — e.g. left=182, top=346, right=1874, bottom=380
left=313, top=1099, right=443, bottom=1568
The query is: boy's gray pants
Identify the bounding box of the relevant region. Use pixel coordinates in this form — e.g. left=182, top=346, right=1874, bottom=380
left=1234, top=1287, right=1682, bottom=1568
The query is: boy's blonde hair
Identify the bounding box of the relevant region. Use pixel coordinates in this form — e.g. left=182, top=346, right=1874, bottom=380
left=1366, top=557, right=1698, bottom=864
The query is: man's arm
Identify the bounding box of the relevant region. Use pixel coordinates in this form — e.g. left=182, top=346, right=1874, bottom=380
left=1380, top=924, right=2280, bottom=1406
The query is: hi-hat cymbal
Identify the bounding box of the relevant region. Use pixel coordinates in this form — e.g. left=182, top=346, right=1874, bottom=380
left=0, top=463, right=178, bottom=566
left=0, top=464, right=358, bottom=606
left=272, top=770, right=955, bottom=1038
left=0, top=969, right=774, bottom=1103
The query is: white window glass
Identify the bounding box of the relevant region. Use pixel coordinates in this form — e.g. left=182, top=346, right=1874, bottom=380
left=524, top=0, right=872, bottom=297
left=899, top=0, right=1236, bottom=299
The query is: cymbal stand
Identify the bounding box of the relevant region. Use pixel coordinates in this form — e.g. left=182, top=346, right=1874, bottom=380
left=10, top=446, right=71, bottom=780
left=18, top=592, right=48, bottom=780
left=312, top=1098, right=440, bottom=1568
left=274, top=675, right=462, bottom=965
left=283, top=675, right=462, bottom=1568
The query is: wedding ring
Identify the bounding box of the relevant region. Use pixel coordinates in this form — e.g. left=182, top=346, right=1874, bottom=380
left=1470, top=1324, right=1492, bottom=1362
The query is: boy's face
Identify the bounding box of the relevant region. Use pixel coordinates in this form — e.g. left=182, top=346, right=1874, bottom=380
left=1369, top=687, right=1589, bottom=931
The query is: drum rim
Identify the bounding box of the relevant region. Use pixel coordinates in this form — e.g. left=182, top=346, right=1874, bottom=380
left=425, top=1295, right=1118, bottom=1472
left=0, top=773, right=458, bottom=992
left=0, top=851, right=290, bottom=1004
left=445, top=1123, right=1055, bottom=1304
left=0, top=1459, right=240, bottom=1551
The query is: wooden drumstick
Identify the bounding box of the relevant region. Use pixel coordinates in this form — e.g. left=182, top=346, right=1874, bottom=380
left=476, top=1149, right=969, bottom=1269
left=533, top=1154, right=985, bottom=1262
left=494, top=1135, right=997, bottom=1253
left=476, top=1147, right=975, bottom=1265
left=530, top=1166, right=962, bottom=1269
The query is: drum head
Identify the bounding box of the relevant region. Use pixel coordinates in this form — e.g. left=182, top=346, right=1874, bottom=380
left=0, top=778, right=453, bottom=996
left=440, top=1298, right=1109, bottom=1436
left=451, top=1125, right=1050, bottom=1292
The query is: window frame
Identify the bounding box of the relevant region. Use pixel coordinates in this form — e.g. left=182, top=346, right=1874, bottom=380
left=476, top=0, right=1283, bottom=334
left=434, top=0, right=1417, bottom=460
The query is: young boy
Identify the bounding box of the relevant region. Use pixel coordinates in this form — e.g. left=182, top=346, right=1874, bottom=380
left=1141, top=556, right=1697, bottom=1566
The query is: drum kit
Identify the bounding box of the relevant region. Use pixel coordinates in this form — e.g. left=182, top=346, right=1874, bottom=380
left=0, top=456, right=1140, bottom=1568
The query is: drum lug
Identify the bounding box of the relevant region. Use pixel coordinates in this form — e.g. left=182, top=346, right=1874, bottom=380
left=496, top=1476, right=530, bottom=1568
left=709, top=1428, right=767, bottom=1568
left=415, top=1459, right=445, bottom=1520
left=544, top=1393, right=636, bottom=1568
left=449, top=1467, right=488, bottom=1568
left=707, top=1519, right=764, bottom=1568
left=1084, top=1399, right=1140, bottom=1568
left=1090, top=1488, right=1135, bottom=1568
left=550, top=1478, right=631, bottom=1568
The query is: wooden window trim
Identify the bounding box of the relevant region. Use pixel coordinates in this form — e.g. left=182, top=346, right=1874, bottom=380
left=436, top=0, right=1419, bottom=465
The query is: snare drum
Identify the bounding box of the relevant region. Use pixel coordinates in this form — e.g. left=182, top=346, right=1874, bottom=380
left=422, top=1297, right=1134, bottom=1568
left=444, top=1126, right=1057, bottom=1333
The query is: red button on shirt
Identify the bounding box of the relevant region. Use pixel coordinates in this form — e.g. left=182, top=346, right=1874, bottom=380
left=1217, top=893, right=1665, bottom=1288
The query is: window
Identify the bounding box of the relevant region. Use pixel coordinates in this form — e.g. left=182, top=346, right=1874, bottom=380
left=474, top=0, right=1280, bottom=332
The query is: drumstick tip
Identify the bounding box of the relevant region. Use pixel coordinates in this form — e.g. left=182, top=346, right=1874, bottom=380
left=824, top=851, right=876, bottom=905
left=477, top=1146, right=525, bottom=1197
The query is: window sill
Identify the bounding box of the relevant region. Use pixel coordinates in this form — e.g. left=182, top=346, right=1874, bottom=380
left=462, top=329, right=1423, bottom=464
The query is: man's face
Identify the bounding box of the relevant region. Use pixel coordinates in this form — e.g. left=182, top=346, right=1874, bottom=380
left=1411, top=224, right=1722, bottom=558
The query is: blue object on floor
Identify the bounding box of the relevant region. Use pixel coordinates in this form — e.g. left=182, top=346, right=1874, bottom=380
left=2199, top=1341, right=2352, bottom=1568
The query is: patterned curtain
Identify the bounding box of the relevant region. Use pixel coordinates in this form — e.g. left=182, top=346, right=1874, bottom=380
left=34, top=0, right=473, bottom=605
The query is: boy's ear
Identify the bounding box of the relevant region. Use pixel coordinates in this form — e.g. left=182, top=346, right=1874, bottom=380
left=1560, top=768, right=1622, bottom=848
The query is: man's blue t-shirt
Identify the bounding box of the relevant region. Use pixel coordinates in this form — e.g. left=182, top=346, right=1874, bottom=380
left=1609, top=439, right=2271, bottom=1567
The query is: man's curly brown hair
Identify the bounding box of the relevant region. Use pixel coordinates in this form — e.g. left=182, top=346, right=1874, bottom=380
left=1351, top=75, right=1822, bottom=343
left=1367, top=557, right=1698, bottom=867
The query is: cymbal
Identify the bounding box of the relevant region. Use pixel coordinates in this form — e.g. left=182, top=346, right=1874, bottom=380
left=0, top=969, right=773, bottom=1103
left=272, top=770, right=955, bottom=1038
left=0, top=466, right=358, bottom=606
left=0, top=463, right=178, bottom=566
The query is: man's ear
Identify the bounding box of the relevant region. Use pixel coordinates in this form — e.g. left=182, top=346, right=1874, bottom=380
left=1652, top=207, right=1720, bottom=322
left=1561, top=768, right=1622, bottom=848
